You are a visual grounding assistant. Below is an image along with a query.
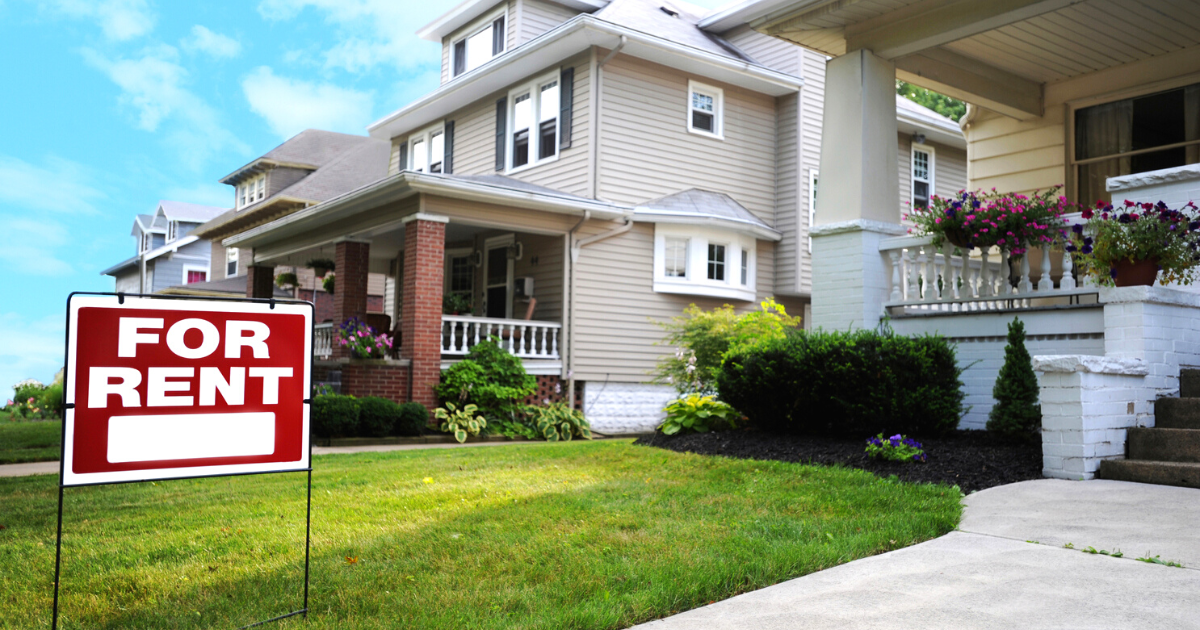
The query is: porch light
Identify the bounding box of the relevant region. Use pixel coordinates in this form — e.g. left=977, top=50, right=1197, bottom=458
left=912, top=132, right=926, bottom=145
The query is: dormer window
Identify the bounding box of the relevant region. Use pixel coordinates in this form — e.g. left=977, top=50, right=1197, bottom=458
left=508, top=74, right=559, bottom=171
left=237, top=174, right=266, bottom=209
left=409, top=124, right=446, bottom=173
left=140, top=231, right=151, bottom=253
left=167, top=220, right=177, bottom=242
left=451, top=10, right=505, bottom=78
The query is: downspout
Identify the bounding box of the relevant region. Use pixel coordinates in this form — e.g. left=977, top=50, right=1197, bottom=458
left=564, top=210, right=590, bottom=407
left=566, top=216, right=633, bottom=408
left=589, top=35, right=626, bottom=200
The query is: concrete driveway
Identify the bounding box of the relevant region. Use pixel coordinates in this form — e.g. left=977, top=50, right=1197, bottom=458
left=632, top=479, right=1200, bottom=630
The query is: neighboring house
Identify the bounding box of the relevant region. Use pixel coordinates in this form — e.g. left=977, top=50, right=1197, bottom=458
left=214, top=0, right=964, bottom=432
left=712, top=0, right=1200, bottom=481
left=101, top=201, right=227, bottom=294
left=189, top=129, right=392, bottom=322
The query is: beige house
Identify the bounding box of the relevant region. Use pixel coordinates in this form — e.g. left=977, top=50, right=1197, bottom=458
left=222, top=0, right=965, bottom=431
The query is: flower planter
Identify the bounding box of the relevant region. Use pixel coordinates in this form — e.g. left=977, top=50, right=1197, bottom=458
left=1112, top=259, right=1159, bottom=287
left=942, top=224, right=972, bottom=248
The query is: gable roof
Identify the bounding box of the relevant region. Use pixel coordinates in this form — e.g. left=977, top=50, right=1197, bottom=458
left=419, top=0, right=609, bottom=41
left=219, top=129, right=372, bottom=185
left=594, top=0, right=752, bottom=62
left=634, top=188, right=781, bottom=240
left=159, top=274, right=292, bottom=298
left=131, top=213, right=162, bottom=236
left=156, top=200, right=228, bottom=223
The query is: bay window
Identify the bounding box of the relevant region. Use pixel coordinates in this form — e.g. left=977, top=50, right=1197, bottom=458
left=653, top=225, right=756, bottom=301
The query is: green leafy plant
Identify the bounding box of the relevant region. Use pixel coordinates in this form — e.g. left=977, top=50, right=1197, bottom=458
left=897, top=80, right=965, bottom=122
left=436, top=338, right=536, bottom=419
left=323, top=274, right=335, bottom=294
left=658, top=394, right=740, bottom=435
left=1136, top=555, right=1183, bottom=568
left=1064, top=200, right=1200, bottom=286
left=489, top=418, right=539, bottom=440
left=988, top=318, right=1041, bottom=440
left=654, top=298, right=802, bottom=394
left=311, top=394, right=360, bottom=438
left=436, top=402, right=487, bottom=443
left=523, top=402, right=591, bottom=441
left=306, top=258, right=335, bottom=278
left=865, top=434, right=928, bottom=463
left=443, top=293, right=472, bottom=315
left=357, top=397, right=402, bottom=438
left=275, top=271, right=299, bottom=291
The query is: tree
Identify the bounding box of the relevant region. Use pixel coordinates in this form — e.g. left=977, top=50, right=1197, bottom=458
left=897, top=81, right=966, bottom=122
left=988, top=318, right=1041, bottom=440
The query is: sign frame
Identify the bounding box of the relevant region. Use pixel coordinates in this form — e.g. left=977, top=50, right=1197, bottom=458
left=51, top=291, right=316, bottom=630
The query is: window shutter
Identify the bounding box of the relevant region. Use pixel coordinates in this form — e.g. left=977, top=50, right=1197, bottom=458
left=495, top=97, right=507, bottom=171
left=444, top=120, right=455, bottom=174
left=398, top=141, right=408, bottom=171
left=559, top=66, right=574, bottom=150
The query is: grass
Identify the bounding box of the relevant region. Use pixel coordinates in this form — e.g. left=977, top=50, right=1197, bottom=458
left=0, top=419, right=61, bottom=464
left=0, top=440, right=962, bottom=629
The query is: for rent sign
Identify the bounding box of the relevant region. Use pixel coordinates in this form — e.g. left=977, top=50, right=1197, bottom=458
left=63, top=295, right=312, bottom=486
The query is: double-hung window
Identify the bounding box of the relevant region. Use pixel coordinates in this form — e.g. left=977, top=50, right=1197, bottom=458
left=707, top=244, right=726, bottom=281
left=509, top=74, right=559, bottom=171
left=654, top=226, right=756, bottom=301
left=408, top=124, right=446, bottom=173
left=664, top=237, right=689, bottom=278
left=451, top=12, right=506, bottom=77
left=687, top=80, right=723, bottom=139
left=167, top=221, right=176, bottom=242
left=911, top=146, right=933, bottom=209
left=237, top=174, right=265, bottom=209
left=226, top=247, right=238, bottom=277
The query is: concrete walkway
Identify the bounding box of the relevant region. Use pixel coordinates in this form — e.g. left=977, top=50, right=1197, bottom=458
left=633, top=479, right=1200, bottom=630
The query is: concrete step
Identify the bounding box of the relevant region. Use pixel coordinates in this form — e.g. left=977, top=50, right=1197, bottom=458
left=1181, top=369, right=1200, bottom=398
left=1099, top=459, right=1200, bottom=490
left=1154, top=398, right=1200, bottom=429
left=1127, top=428, right=1200, bottom=463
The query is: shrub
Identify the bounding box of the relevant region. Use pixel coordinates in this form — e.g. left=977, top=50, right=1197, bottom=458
left=358, top=397, right=401, bottom=437
left=987, top=318, right=1041, bottom=440
left=654, top=298, right=801, bottom=394
left=658, top=394, right=740, bottom=435
left=395, top=402, right=429, bottom=436
left=436, top=402, right=487, bottom=443
left=717, top=329, right=965, bottom=438
left=311, top=394, right=360, bottom=438
left=524, top=403, right=592, bottom=441
left=435, top=338, right=535, bottom=419
left=40, top=383, right=64, bottom=418
left=865, top=434, right=928, bottom=463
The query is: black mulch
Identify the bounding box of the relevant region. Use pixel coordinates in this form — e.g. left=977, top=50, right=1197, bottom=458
left=634, top=429, right=1042, bottom=493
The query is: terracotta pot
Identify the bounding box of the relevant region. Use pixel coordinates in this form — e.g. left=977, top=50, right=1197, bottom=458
left=942, top=224, right=971, bottom=248
left=1112, top=259, right=1158, bottom=287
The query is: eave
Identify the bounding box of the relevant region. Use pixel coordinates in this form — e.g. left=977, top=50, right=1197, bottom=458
left=632, top=209, right=783, bottom=241
left=219, top=158, right=319, bottom=186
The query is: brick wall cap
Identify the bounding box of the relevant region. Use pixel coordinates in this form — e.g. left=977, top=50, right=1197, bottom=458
left=1100, top=285, right=1200, bottom=309
left=401, top=212, right=450, bottom=225
left=317, top=358, right=412, bottom=368
left=1033, top=354, right=1148, bottom=376
left=1106, top=164, right=1200, bottom=192
left=812, top=219, right=908, bottom=238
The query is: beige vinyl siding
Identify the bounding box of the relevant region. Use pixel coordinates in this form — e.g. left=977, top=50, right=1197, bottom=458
left=421, top=196, right=579, bottom=235
left=513, top=232, right=564, bottom=322
left=597, top=54, right=778, bottom=225
left=773, top=92, right=801, bottom=296
left=507, top=0, right=519, bottom=51
left=441, top=39, right=451, bottom=84
left=723, top=25, right=803, bottom=76
left=799, top=49, right=825, bottom=295
left=571, top=222, right=778, bottom=382
left=389, top=139, right=401, bottom=174
left=898, top=135, right=968, bottom=213
left=966, top=108, right=1066, bottom=195
left=517, top=0, right=577, bottom=44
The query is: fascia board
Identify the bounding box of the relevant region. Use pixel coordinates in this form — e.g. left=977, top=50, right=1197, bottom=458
left=100, top=257, right=139, bottom=276
left=219, top=158, right=318, bottom=185
left=632, top=210, right=783, bottom=241
left=143, top=235, right=200, bottom=262
left=370, top=15, right=803, bottom=140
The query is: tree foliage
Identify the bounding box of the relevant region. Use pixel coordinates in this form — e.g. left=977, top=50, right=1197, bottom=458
left=897, top=81, right=966, bottom=122
left=987, top=318, right=1041, bottom=440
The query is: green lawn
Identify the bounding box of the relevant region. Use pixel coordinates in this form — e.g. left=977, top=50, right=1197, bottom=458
left=0, top=420, right=61, bottom=464
left=0, top=441, right=961, bottom=630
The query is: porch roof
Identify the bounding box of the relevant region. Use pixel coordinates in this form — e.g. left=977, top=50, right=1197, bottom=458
left=706, top=0, right=1200, bottom=120
left=634, top=188, right=782, bottom=241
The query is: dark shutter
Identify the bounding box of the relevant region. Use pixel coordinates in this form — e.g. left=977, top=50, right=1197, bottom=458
left=559, top=66, right=574, bottom=150
left=492, top=16, right=506, bottom=55
left=443, top=120, right=455, bottom=174
left=453, top=40, right=466, bottom=76
left=495, top=97, right=507, bottom=171
left=398, top=141, right=408, bottom=171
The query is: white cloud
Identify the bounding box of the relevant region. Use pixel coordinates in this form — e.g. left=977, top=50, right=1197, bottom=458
left=0, top=313, right=66, bottom=403
left=0, top=155, right=104, bottom=214
left=0, top=216, right=73, bottom=276
left=182, top=25, right=242, bottom=59
left=47, top=0, right=154, bottom=41
left=243, top=66, right=374, bottom=138
left=82, top=47, right=248, bottom=169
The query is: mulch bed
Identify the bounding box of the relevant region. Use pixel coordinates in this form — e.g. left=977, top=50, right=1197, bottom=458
left=634, top=429, right=1042, bottom=493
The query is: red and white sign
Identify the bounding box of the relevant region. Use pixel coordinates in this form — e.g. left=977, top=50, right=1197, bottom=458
left=63, top=295, right=312, bottom=486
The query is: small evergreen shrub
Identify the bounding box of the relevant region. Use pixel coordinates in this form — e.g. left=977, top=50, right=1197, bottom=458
left=358, top=397, right=401, bottom=437
left=436, top=338, right=536, bottom=419
left=987, top=318, right=1042, bottom=440
left=395, top=402, right=429, bottom=436
left=717, top=329, right=965, bottom=437
left=311, top=394, right=360, bottom=438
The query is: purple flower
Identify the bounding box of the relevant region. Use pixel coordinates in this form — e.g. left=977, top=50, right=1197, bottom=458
left=1071, top=224, right=1084, bottom=234
left=1110, top=267, right=1119, bottom=279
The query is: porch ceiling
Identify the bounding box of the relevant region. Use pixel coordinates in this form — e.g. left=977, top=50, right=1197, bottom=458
left=739, top=0, right=1200, bottom=119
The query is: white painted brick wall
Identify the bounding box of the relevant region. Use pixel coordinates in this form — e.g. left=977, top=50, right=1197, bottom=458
left=811, top=220, right=906, bottom=330
left=582, top=382, right=675, bottom=434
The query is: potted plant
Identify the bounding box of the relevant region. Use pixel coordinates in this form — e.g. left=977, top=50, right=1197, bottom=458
left=306, top=258, right=335, bottom=279
left=335, top=317, right=393, bottom=359
left=443, top=293, right=472, bottom=315
left=323, top=274, right=335, bottom=294
left=274, top=271, right=298, bottom=291
left=907, top=187, right=1071, bottom=256
left=1064, top=200, right=1200, bottom=287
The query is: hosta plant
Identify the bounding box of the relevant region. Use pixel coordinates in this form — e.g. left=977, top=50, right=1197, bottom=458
left=865, top=433, right=928, bottom=463
left=436, top=402, right=487, bottom=443
left=658, top=394, right=740, bottom=435
left=526, top=402, right=592, bottom=441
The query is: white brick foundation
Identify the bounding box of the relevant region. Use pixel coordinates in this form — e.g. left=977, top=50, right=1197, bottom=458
left=582, top=382, right=675, bottom=434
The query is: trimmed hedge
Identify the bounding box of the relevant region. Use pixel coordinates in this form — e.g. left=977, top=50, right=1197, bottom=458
left=717, top=329, right=965, bottom=438
left=312, top=394, right=360, bottom=438
left=358, top=397, right=399, bottom=438
left=395, top=402, right=429, bottom=436
left=311, top=394, right=429, bottom=438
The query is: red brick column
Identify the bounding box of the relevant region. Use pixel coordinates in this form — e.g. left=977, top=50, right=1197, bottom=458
left=246, top=265, right=275, bottom=298
left=332, top=240, right=370, bottom=359
left=400, top=216, right=446, bottom=410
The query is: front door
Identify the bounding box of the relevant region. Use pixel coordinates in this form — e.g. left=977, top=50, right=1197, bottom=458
left=484, top=237, right=513, bottom=319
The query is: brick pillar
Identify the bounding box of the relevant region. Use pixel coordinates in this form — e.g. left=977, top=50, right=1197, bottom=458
left=332, top=240, right=370, bottom=359
left=400, top=215, right=446, bottom=409
left=246, top=265, right=275, bottom=298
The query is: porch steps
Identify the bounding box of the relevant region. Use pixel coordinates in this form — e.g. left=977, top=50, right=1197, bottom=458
left=1100, top=369, right=1200, bottom=489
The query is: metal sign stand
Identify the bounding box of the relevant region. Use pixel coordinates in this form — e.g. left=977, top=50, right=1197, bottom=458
left=51, top=292, right=315, bottom=630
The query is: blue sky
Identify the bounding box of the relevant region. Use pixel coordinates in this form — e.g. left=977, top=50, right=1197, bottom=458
left=0, top=0, right=728, bottom=400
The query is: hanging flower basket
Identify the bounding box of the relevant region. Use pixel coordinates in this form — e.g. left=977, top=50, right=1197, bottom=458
left=941, top=223, right=972, bottom=248
left=306, top=258, right=336, bottom=279
left=1112, top=259, right=1159, bottom=287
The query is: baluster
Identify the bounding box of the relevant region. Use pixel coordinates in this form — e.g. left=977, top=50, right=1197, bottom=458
left=1061, top=247, right=1077, bottom=290
left=1018, top=254, right=1033, bottom=294
left=1038, top=244, right=1053, bottom=291
left=917, top=246, right=931, bottom=303
left=904, top=248, right=918, bottom=301
left=441, top=321, right=449, bottom=353
left=932, top=246, right=945, bottom=304
left=889, top=251, right=902, bottom=303
left=538, top=326, right=548, bottom=357
left=999, top=250, right=1011, bottom=296
left=961, top=248, right=976, bottom=308
left=979, top=248, right=992, bottom=299
left=947, top=246, right=960, bottom=303
left=507, top=325, right=516, bottom=353
left=551, top=328, right=559, bottom=358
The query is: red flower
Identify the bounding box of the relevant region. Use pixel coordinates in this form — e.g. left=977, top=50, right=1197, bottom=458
left=1081, top=207, right=1094, bottom=219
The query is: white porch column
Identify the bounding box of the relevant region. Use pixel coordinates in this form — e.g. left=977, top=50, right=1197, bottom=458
left=810, top=49, right=902, bottom=330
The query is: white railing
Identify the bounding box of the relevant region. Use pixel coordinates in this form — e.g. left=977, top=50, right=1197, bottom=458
left=879, top=231, right=1098, bottom=314
left=315, top=322, right=333, bottom=359
left=442, top=315, right=561, bottom=359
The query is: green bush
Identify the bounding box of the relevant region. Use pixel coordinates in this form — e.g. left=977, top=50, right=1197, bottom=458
left=40, top=383, right=64, bottom=418
left=658, top=394, right=740, bottom=435
left=311, top=394, right=360, bottom=438
left=987, top=318, right=1041, bottom=440
left=717, top=329, right=965, bottom=438
left=395, top=402, right=429, bottom=436
left=358, top=397, right=401, bottom=438
left=436, top=338, right=536, bottom=419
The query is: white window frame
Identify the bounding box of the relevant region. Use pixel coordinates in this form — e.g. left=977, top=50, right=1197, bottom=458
left=740, top=247, right=749, bottom=286
left=663, top=236, right=690, bottom=279
left=687, top=80, right=724, bottom=140
left=167, top=220, right=176, bottom=242
left=140, top=231, right=151, bottom=253
left=506, top=72, right=561, bottom=174
left=450, top=7, right=507, bottom=78
left=653, top=224, right=756, bottom=301
left=706, top=242, right=729, bottom=282
left=444, top=247, right=475, bottom=297
left=182, top=264, right=208, bottom=285
left=237, top=173, right=266, bottom=210
left=226, top=247, right=239, bottom=278
left=911, top=145, right=934, bottom=209
left=408, top=123, right=446, bottom=174
left=808, top=169, right=818, bottom=253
